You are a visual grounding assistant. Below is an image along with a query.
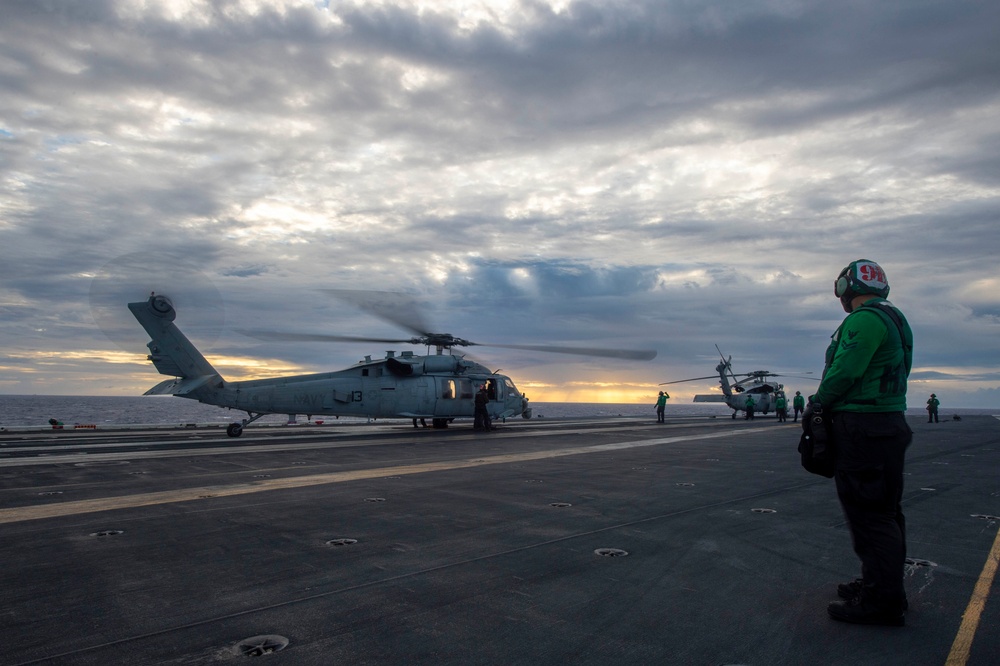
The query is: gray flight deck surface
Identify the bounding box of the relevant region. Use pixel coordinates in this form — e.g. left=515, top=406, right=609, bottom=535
left=0, top=414, right=997, bottom=665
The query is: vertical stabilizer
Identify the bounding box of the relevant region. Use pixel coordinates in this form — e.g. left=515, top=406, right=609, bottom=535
left=716, top=360, right=735, bottom=397
left=713, top=345, right=736, bottom=398
left=128, top=294, right=224, bottom=392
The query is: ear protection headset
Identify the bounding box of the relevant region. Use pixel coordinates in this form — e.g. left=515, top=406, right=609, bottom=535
left=834, top=266, right=853, bottom=299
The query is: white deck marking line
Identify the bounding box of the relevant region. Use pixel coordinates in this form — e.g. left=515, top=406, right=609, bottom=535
left=0, top=428, right=767, bottom=524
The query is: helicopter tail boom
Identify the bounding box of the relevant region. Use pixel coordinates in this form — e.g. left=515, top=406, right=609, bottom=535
left=128, top=294, right=224, bottom=394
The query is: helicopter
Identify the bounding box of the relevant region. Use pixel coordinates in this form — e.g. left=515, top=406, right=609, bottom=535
left=128, top=291, right=657, bottom=436
left=661, top=346, right=817, bottom=419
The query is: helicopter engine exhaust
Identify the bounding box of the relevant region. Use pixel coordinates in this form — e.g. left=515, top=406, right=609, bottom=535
left=386, top=357, right=422, bottom=376
left=423, top=356, right=460, bottom=373
left=386, top=355, right=463, bottom=376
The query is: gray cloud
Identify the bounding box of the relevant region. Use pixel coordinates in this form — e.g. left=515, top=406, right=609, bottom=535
left=1, top=0, right=998, bottom=406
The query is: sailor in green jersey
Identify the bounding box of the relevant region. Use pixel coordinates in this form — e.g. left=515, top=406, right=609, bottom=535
left=792, top=391, right=805, bottom=422
left=814, top=298, right=911, bottom=412
left=814, top=259, right=913, bottom=628
left=775, top=393, right=787, bottom=422
left=655, top=391, right=668, bottom=423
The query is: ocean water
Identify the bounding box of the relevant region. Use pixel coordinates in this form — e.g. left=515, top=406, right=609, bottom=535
left=0, top=395, right=729, bottom=427
left=0, top=395, right=994, bottom=428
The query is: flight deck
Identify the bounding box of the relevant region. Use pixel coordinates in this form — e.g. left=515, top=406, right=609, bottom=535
left=0, top=414, right=997, bottom=665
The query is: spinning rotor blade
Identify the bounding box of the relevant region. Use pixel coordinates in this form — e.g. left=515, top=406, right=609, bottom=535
left=659, top=375, right=720, bottom=385
left=238, top=330, right=419, bottom=345
left=321, top=289, right=430, bottom=337
left=473, top=341, right=657, bottom=361
left=242, top=330, right=656, bottom=361
left=318, top=288, right=656, bottom=360
left=731, top=370, right=818, bottom=387
left=761, top=372, right=818, bottom=381
left=740, top=371, right=817, bottom=379
left=663, top=346, right=818, bottom=389
left=243, top=289, right=439, bottom=347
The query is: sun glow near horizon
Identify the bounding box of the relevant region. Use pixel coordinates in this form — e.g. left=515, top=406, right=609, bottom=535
left=518, top=381, right=703, bottom=404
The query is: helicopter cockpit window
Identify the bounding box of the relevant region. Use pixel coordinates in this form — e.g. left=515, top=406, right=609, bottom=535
left=504, top=377, right=519, bottom=396
left=442, top=379, right=456, bottom=400
left=486, top=379, right=497, bottom=400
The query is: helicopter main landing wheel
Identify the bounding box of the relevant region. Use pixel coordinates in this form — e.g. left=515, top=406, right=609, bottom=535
left=226, top=423, right=244, bottom=437
left=431, top=418, right=449, bottom=429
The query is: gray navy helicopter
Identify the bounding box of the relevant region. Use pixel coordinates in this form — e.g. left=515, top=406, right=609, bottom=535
left=661, top=346, right=816, bottom=419
left=129, top=290, right=657, bottom=436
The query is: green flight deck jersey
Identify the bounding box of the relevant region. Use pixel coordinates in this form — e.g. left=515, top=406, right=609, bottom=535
left=815, top=298, right=913, bottom=414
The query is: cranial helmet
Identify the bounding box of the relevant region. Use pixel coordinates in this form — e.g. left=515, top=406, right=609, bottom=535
left=834, top=259, right=889, bottom=312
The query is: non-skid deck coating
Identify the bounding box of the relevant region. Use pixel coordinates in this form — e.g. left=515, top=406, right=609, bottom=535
left=0, top=414, right=997, bottom=665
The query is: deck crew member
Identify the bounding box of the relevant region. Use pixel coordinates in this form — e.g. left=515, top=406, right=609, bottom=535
left=813, top=259, right=913, bottom=626
left=474, top=385, right=491, bottom=431
left=655, top=391, right=668, bottom=423
left=793, top=391, right=805, bottom=422
left=926, top=394, right=940, bottom=423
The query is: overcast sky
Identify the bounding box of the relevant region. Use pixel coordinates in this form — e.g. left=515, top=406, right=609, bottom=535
left=2, top=0, right=998, bottom=408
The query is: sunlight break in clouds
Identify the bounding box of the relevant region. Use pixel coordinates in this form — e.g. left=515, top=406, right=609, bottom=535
left=341, top=0, right=572, bottom=34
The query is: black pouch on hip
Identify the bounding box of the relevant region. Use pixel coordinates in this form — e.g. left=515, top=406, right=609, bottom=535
left=797, top=403, right=836, bottom=478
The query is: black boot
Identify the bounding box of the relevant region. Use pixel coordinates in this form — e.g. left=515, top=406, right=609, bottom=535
left=838, top=579, right=908, bottom=609
left=837, top=579, right=863, bottom=600
left=828, top=594, right=905, bottom=626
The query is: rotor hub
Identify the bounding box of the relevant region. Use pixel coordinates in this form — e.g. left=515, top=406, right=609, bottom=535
left=420, top=333, right=471, bottom=349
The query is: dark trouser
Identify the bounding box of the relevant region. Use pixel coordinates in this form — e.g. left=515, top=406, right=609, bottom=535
left=794, top=407, right=803, bottom=422
left=831, top=411, right=912, bottom=610
left=928, top=409, right=938, bottom=423
left=656, top=406, right=665, bottom=422
left=474, top=407, right=491, bottom=430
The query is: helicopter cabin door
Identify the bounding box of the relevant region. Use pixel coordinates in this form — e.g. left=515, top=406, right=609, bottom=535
left=485, top=377, right=503, bottom=405
left=435, top=377, right=474, bottom=416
